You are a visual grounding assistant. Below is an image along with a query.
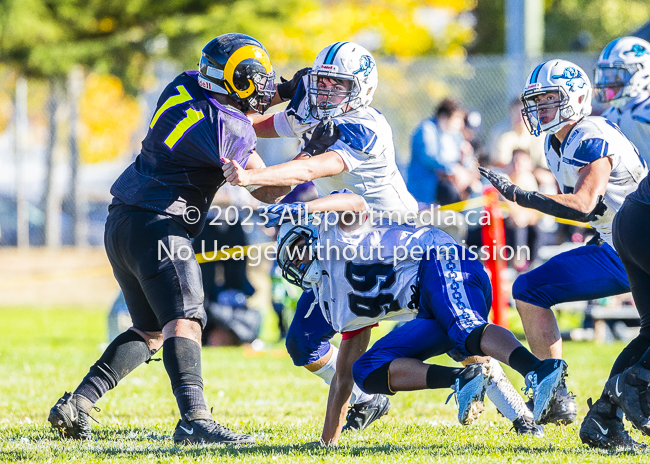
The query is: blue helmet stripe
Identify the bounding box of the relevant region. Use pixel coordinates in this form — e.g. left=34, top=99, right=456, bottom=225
left=324, top=41, right=348, bottom=65
left=530, top=62, right=545, bottom=84
left=602, top=39, right=620, bottom=60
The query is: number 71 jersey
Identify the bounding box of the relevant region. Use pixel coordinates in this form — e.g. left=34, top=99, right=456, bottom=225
left=314, top=220, right=456, bottom=333
left=111, top=71, right=256, bottom=237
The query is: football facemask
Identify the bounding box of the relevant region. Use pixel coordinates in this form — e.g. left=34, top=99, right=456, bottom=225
left=307, top=71, right=360, bottom=120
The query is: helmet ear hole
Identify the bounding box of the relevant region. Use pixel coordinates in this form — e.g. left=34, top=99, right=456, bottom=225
left=560, top=106, right=575, bottom=119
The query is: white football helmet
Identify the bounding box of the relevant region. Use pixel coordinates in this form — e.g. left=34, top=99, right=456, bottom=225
left=520, top=60, right=592, bottom=136
left=308, top=42, right=379, bottom=120
left=276, top=222, right=322, bottom=291
left=595, top=36, right=650, bottom=108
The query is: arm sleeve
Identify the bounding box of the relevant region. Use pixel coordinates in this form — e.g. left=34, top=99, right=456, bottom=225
left=516, top=190, right=607, bottom=222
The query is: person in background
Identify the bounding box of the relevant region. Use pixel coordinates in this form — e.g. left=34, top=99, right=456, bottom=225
left=488, top=98, right=546, bottom=169
left=503, top=149, right=542, bottom=269
left=408, top=99, right=474, bottom=206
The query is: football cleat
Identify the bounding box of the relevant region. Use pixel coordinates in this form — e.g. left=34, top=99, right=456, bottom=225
left=525, top=385, right=577, bottom=425
left=48, top=392, right=97, bottom=440
left=524, top=359, right=567, bottom=423
left=579, top=397, right=646, bottom=450
left=173, top=409, right=256, bottom=445
left=511, top=415, right=544, bottom=437
left=342, top=394, right=391, bottom=432
left=447, top=363, right=490, bottom=425
left=605, top=364, right=650, bottom=436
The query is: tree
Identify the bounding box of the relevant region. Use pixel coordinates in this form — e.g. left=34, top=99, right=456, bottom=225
left=471, top=0, right=650, bottom=55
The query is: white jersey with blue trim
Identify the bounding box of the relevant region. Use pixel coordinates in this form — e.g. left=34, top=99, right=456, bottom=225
left=313, top=219, right=455, bottom=333
left=543, top=115, right=648, bottom=246
left=602, top=93, right=650, bottom=166
left=273, top=78, right=418, bottom=217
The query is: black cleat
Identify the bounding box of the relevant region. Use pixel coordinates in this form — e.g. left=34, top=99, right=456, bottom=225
left=512, top=415, right=544, bottom=437
left=173, top=409, right=255, bottom=445
left=342, top=394, right=391, bottom=432
left=526, top=386, right=577, bottom=425
left=579, top=397, right=645, bottom=451
left=48, top=392, right=96, bottom=440
left=605, top=364, right=650, bottom=436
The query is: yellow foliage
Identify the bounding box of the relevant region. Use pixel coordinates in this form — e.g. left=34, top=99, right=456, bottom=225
left=79, top=73, right=141, bottom=164
left=0, top=91, right=14, bottom=133
left=264, top=0, right=475, bottom=63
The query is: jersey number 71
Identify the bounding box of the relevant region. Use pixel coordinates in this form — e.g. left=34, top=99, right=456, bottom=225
left=149, top=85, right=205, bottom=150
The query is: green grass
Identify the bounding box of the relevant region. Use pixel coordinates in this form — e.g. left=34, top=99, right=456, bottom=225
left=0, top=306, right=648, bottom=463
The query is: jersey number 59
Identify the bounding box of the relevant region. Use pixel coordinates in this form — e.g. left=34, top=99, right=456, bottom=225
left=345, top=262, right=399, bottom=318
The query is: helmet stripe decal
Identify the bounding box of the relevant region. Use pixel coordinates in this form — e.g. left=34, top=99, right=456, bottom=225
left=602, top=38, right=620, bottom=60
left=324, top=41, right=348, bottom=65
left=224, top=45, right=272, bottom=98
left=530, top=61, right=547, bottom=84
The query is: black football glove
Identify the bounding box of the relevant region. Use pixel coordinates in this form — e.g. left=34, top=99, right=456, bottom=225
left=277, top=67, right=311, bottom=101
left=478, top=166, right=521, bottom=202
left=303, top=119, right=340, bottom=156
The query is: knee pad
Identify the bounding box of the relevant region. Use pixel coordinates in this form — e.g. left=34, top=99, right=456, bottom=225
left=285, top=332, right=331, bottom=367
left=284, top=332, right=305, bottom=366
left=358, top=361, right=395, bottom=396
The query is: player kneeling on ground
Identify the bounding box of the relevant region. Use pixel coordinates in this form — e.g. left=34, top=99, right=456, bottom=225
left=272, top=193, right=565, bottom=445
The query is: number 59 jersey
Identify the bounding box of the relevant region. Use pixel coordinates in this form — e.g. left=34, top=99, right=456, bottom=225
left=111, top=71, right=257, bottom=237
left=314, top=219, right=456, bottom=333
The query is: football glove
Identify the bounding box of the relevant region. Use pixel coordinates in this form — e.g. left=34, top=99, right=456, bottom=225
left=265, top=202, right=308, bottom=227
left=277, top=67, right=311, bottom=101
left=303, top=119, right=340, bottom=156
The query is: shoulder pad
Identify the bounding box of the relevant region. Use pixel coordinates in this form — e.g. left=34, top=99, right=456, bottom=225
left=337, top=122, right=378, bottom=153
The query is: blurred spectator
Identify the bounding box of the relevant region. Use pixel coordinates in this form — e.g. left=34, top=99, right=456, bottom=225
left=488, top=98, right=546, bottom=170
left=502, top=149, right=542, bottom=269
left=407, top=98, right=475, bottom=206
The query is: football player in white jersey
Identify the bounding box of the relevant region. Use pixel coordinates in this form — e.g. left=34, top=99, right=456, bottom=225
left=596, top=37, right=650, bottom=166
left=222, top=41, right=416, bottom=430
left=224, top=42, right=536, bottom=435
left=479, top=59, right=648, bottom=450
left=272, top=192, right=566, bottom=445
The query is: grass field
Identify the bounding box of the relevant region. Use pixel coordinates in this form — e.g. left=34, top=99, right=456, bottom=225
left=1, top=306, right=649, bottom=463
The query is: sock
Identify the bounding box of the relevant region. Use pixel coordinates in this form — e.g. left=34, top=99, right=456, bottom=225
left=74, top=330, right=152, bottom=405
left=464, top=324, right=488, bottom=356
left=425, top=364, right=464, bottom=389
left=311, top=346, right=373, bottom=405
left=162, top=337, right=207, bottom=418
left=312, top=346, right=338, bottom=384
left=610, top=334, right=650, bottom=377
left=351, top=383, right=373, bottom=405
left=485, top=358, right=531, bottom=421
left=508, top=346, right=543, bottom=378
